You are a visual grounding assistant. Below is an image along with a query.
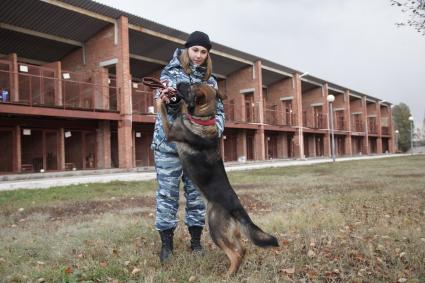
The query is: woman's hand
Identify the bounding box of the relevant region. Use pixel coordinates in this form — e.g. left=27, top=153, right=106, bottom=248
left=159, top=87, right=176, bottom=104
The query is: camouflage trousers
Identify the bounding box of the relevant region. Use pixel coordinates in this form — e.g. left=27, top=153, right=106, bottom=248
left=154, top=150, right=206, bottom=231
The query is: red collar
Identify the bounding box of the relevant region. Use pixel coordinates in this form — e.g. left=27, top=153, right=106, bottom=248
left=186, top=114, right=216, bottom=126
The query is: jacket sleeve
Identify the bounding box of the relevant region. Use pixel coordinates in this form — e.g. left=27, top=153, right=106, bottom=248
left=215, top=98, right=225, bottom=138
left=208, top=77, right=225, bottom=137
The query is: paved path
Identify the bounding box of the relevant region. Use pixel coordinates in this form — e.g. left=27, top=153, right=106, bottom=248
left=0, top=154, right=406, bottom=191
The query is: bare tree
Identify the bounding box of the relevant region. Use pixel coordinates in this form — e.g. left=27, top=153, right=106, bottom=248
left=391, top=0, right=425, bottom=35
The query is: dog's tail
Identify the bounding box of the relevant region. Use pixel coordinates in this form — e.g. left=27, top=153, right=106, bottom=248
left=232, top=209, right=279, bottom=248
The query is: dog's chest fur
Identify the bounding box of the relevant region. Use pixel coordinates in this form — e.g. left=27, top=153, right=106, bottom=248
left=174, top=117, right=220, bottom=163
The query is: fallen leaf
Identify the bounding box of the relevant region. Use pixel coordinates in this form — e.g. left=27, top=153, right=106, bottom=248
left=188, top=275, right=197, bottom=282
left=131, top=267, right=141, bottom=275
left=64, top=266, right=72, bottom=274
left=307, top=249, right=316, bottom=258
left=398, top=278, right=407, bottom=283
left=333, top=268, right=340, bottom=274
left=282, top=267, right=295, bottom=274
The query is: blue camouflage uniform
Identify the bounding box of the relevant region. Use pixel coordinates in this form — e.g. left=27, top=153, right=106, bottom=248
left=151, top=48, right=225, bottom=231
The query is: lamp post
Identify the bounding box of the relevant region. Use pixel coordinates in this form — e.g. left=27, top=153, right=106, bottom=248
left=395, top=130, right=399, bottom=153
left=409, top=116, right=414, bottom=154
left=327, top=94, right=336, bottom=162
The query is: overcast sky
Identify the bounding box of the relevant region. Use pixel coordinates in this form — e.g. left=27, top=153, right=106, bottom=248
left=97, top=0, right=425, bottom=127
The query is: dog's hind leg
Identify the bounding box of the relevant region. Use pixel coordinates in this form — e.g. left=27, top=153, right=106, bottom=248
left=217, top=235, right=245, bottom=277
left=208, top=204, right=246, bottom=276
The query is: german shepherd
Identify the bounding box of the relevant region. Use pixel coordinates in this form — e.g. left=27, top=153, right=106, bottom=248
left=157, top=82, right=279, bottom=275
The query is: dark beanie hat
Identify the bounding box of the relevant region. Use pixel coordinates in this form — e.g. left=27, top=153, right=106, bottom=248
left=185, top=31, right=212, bottom=51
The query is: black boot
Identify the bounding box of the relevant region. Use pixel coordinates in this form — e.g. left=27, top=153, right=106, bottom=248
left=188, top=226, right=203, bottom=252
left=159, top=228, right=174, bottom=263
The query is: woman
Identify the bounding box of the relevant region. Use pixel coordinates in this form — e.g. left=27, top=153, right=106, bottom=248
left=151, top=31, right=225, bottom=263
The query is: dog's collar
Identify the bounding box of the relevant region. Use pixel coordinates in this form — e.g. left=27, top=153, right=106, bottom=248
left=186, top=114, right=216, bottom=126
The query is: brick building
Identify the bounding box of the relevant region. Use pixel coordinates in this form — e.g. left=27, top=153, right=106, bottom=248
left=0, top=0, right=394, bottom=174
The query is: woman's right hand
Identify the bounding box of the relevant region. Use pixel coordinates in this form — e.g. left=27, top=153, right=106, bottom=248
left=159, top=87, right=176, bottom=104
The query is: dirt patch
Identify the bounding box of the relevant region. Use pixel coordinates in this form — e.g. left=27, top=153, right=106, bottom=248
left=4, top=192, right=272, bottom=221
left=239, top=194, right=273, bottom=214
left=9, top=196, right=156, bottom=219
left=234, top=183, right=275, bottom=191
left=390, top=173, right=425, bottom=178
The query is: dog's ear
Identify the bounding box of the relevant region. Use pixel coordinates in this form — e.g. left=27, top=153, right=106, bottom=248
left=177, top=82, right=191, bottom=96
left=216, top=89, right=227, bottom=100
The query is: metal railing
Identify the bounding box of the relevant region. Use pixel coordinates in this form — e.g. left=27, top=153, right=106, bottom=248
left=368, top=119, right=378, bottom=134
left=381, top=127, right=389, bottom=135
left=264, top=104, right=297, bottom=126
left=302, top=110, right=327, bottom=129
left=351, top=119, right=364, bottom=132
left=0, top=60, right=12, bottom=103
left=0, top=62, right=119, bottom=112
left=335, top=116, right=345, bottom=131
left=131, top=79, right=155, bottom=115
left=224, top=101, right=261, bottom=123
left=61, top=70, right=118, bottom=111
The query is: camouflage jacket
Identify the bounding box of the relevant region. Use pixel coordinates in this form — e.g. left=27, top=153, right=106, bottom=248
left=151, top=48, right=225, bottom=153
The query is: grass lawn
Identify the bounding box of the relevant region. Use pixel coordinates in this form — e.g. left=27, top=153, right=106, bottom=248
left=0, top=155, right=424, bottom=282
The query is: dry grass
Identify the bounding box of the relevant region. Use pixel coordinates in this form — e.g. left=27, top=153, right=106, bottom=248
left=0, top=155, right=425, bottom=282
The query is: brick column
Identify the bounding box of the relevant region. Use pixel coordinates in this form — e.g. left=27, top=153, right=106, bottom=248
left=14, top=125, right=21, bottom=172
left=277, top=133, right=287, bottom=158
left=58, top=128, right=65, bottom=170
left=293, top=73, right=304, bottom=159
left=8, top=53, right=19, bottom=102
left=97, top=121, right=111, bottom=169
left=116, top=16, right=133, bottom=169
left=344, top=91, right=352, bottom=156
left=236, top=130, right=247, bottom=160
left=376, top=102, right=383, bottom=154
left=102, top=69, right=110, bottom=110
left=362, top=96, right=369, bottom=154
left=94, top=68, right=109, bottom=110
left=253, top=61, right=265, bottom=160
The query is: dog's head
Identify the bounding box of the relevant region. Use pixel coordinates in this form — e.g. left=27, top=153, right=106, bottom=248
left=177, top=82, right=226, bottom=117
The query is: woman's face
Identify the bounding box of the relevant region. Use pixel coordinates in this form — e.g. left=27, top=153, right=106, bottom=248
left=188, top=46, right=208, bottom=65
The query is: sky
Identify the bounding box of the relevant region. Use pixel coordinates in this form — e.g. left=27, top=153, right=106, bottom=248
left=97, top=0, right=425, bottom=128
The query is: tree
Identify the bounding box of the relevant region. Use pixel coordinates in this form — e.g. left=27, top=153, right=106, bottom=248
left=392, top=103, right=414, bottom=152
left=391, top=0, right=425, bottom=35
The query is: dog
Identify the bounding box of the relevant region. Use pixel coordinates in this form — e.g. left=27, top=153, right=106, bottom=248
left=157, top=82, right=279, bottom=275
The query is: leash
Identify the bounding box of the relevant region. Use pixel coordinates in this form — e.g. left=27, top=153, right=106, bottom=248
left=142, top=77, right=177, bottom=97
